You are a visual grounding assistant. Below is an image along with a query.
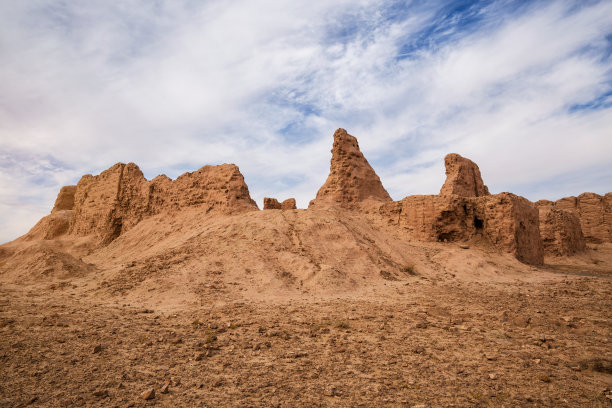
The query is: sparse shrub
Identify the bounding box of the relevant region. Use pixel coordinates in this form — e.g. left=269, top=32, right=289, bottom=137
left=335, top=320, right=350, bottom=330
left=401, top=263, right=417, bottom=275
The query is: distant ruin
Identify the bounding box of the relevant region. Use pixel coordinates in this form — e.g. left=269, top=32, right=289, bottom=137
left=11, top=128, right=611, bottom=267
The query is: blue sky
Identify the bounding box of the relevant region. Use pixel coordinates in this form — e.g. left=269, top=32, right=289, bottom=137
left=1, top=0, right=611, bottom=242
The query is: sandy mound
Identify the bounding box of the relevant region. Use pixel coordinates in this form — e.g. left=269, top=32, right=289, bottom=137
left=0, top=241, right=96, bottom=282
left=0, top=127, right=609, bottom=301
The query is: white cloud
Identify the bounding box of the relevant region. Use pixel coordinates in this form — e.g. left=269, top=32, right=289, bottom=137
left=1, top=0, right=611, bottom=242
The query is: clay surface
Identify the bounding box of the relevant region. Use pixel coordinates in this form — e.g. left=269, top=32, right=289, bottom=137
left=281, top=198, right=297, bottom=210
left=440, top=153, right=490, bottom=197
left=263, top=198, right=282, bottom=210
left=69, top=163, right=257, bottom=243
left=309, top=128, right=391, bottom=209
left=1, top=129, right=611, bottom=407
left=554, top=193, right=611, bottom=243
left=376, top=192, right=544, bottom=265
left=537, top=204, right=586, bottom=256
left=51, top=185, right=77, bottom=212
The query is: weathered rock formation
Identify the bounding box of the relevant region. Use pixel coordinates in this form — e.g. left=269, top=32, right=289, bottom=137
left=264, top=198, right=297, bottom=210
left=33, top=162, right=258, bottom=244
left=281, top=198, right=297, bottom=210
left=378, top=192, right=543, bottom=265
left=14, top=127, right=607, bottom=271
left=309, top=128, right=391, bottom=209
left=52, top=185, right=76, bottom=212
left=264, top=198, right=282, bottom=210
left=551, top=193, right=611, bottom=243
left=440, top=154, right=490, bottom=197
left=536, top=203, right=586, bottom=256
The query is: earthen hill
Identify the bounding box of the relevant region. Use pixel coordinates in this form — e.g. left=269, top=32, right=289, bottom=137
left=0, top=128, right=610, bottom=287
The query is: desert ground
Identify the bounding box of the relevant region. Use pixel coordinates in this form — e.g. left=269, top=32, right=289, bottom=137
left=1, top=238, right=610, bottom=407
left=1, top=130, right=610, bottom=407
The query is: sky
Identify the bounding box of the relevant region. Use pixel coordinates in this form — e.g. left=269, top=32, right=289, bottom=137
left=1, top=0, right=611, bottom=243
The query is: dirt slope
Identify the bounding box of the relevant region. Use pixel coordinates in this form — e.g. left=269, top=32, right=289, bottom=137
left=0, top=128, right=611, bottom=407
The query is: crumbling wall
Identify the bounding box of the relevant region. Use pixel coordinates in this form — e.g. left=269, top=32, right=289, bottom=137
left=378, top=193, right=544, bottom=265
left=69, top=162, right=258, bottom=243
left=309, top=128, right=391, bottom=209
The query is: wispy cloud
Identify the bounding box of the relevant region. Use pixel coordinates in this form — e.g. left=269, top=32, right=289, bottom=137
left=1, top=0, right=611, bottom=242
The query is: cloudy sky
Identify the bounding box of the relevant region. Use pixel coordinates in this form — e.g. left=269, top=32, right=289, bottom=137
left=1, top=0, right=611, bottom=243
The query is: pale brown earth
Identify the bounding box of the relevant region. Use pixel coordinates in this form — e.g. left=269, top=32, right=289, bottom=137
left=439, top=154, right=490, bottom=198
left=263, top=198, right=282, bottom=210
left=549, top=193, right=612, bottom=244
left=1, top=129, right=611, bottom=407
left=308, top=128, right=392, bottom=210
left=536, top=204, right=586, bottom=256
left=263, top=198, right=297, bottom=211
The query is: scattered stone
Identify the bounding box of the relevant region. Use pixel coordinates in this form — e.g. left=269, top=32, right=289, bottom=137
left=92, top=344, right=103, bottom=354
left=194, top=352, right=206, bottom=361
left=160, top=380, right=170, bottom=394
left=324, top=385, right=341, bottom=397
left=459, top=244, right=469, bottom=249
left=141, top=388, right=155, bottom=400
left=484, top=353, right=497, bottom=361
left=92, top=389, right=108, bottom=397
left=415, top=321, right=428, bottom=329
left=488, top=373, right=497, bottom=380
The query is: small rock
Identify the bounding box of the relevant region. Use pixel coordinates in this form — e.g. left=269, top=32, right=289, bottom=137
left=141, top=388, right=155, bottom=400
left=194, top=353, right=206, bottom=361
left=160, top=381, right=170, bottom=394
left=92, top=389, right=108, bottom=397
left=459, top=244, right=469, bottom=249
left=92, top=344, right=103, bottom=354
left=488, top=373, right=497, bottom=380
left=324, top=385, right=340, bottom=397
left=484, top=353, right=497, bottom=361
